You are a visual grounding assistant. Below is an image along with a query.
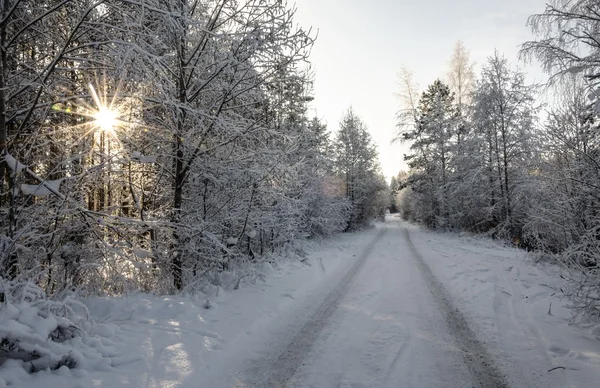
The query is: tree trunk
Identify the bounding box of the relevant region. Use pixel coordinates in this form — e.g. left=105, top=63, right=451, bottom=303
left=171, top=1, right=188, bottom=290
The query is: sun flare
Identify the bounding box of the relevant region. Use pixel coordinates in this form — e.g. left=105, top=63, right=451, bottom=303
left=94, top=107, right=119, bottom=133
left=52, top=77, right=137, bottom=147
left=87, top=83, right=123, bottom=135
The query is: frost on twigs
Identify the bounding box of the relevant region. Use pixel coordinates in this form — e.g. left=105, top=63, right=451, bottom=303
left=0, top=280, right=115, bottom=374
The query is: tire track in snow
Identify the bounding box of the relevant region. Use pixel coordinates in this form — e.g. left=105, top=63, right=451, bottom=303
left=244, top=227, right=388, bottom=388
left=382, top=329, right=412, bottom=383
left=403, top=228, right=510, bottom=388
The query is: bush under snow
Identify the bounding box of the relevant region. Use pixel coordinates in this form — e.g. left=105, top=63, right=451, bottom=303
left=0, top=280, right=116, bottom=378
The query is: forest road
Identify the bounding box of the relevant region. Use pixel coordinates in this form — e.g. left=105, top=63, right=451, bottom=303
left=237, top=221, right=510, bottom=388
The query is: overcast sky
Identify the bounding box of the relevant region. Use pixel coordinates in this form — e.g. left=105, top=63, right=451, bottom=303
left=294, top=0, right=550, bottom=181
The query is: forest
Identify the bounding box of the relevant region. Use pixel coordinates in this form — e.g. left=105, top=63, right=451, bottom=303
left=1, top=0, right=600, bottom=379
left=393, top=1, right=600, bottom=323
left=0, top=0, right=387, bottom=298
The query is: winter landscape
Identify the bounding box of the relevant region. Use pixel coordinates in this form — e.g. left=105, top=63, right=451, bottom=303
left=1, top=0, right=600, bottom=387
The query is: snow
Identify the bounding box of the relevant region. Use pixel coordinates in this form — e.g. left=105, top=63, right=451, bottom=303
left=131, top=152, right=158, bottom=163
left=0, top=282, right=116, bottom=380
left=3, top=153, right=26, bottom=173
left=225, top=236, right=238, bottom=246
left=2, top=217, right=600, bottom=387
left=405, top=219, right=600, bottom=388
left=1, top=227, right=375, bottom=387
left=132, top=247, right=151, bottom=259
left=21, top=179, right=63, bottom=197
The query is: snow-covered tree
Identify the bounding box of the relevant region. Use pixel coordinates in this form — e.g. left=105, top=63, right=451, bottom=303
left=523, top=1, right=600, bottom=321
left=0, top=0, right=352, bottom=298
left=470, top=53, right=539, bottom=237
left=333, top=109, right=386, bottom=230
left=447, top=41, right=476, bottom=118
left=400, top=80, right=457, bottom=228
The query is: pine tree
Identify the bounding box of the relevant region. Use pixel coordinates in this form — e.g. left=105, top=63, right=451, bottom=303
left=401, top=80, right=457, bottom=228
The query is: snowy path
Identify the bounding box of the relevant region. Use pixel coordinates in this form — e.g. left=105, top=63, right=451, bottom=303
left=5, top=217, right=600, bottom=388
left=237, top=220, right=507, bottom=388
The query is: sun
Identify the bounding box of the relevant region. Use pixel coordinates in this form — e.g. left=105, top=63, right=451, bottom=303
left=52, top=78, right=133, bottom=143
left=94, top=107, right=119, bottom=133
left=88, top=83, right=123, bottom=135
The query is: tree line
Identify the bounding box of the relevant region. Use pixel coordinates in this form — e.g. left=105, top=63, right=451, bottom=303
left=394, top=0, right=600, bottom=322
left=0, top=0, right=386, bottom=295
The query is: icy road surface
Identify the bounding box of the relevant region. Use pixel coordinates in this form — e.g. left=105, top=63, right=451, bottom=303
left=237, top=221, right=508, bottom=388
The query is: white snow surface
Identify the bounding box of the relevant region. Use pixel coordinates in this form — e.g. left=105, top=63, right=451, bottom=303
left=2, top=216, right=600, bottom=387
left=405, top=221, right=600, bottom=388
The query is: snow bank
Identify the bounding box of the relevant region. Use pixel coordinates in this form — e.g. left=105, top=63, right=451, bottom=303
left=0, top=280, right=118, bottom=386
left=1, top=226, right=376, bottom=388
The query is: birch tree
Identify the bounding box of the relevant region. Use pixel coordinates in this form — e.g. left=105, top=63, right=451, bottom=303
left=523, top=0, right=600, bottom=321
left=471, top=53, right=539, bottom=237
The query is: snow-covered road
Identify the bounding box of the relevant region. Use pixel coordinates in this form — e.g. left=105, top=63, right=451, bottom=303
left=6, top=217, right=600, bottom=388
left=238, top=221, right=507, bottom=388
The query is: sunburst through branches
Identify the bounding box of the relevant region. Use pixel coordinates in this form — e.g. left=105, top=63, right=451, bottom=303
left=87, top=83, right=123, bottom=135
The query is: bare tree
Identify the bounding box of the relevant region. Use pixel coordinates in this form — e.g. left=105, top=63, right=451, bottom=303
left=522, top=0, right=600, bottom=85
left=447, top=41, right=476, bottom=115
left=394, top=66, right=420, bottom=142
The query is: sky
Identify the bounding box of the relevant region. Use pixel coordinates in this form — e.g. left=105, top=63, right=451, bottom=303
left=293, top=0, right=550, bottom=182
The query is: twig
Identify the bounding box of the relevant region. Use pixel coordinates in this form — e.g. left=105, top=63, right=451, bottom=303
left=547, top=366, right=566, bottom=372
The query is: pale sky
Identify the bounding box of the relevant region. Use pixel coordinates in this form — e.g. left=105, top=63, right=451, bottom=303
left=294, top=0, right=549, bottom=181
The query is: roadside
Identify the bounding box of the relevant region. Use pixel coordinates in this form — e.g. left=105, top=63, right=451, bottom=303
left=405, top=218, right=600, bottom=388
left=0, top=226, right=382, bottom=388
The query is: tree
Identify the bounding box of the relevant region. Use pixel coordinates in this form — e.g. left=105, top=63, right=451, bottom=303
left=389, top=176, right=399, bottom=213
left=447, top=41, right=475, bottom=174
left=523, top=4, right=600, bottom=320
left=522, top=76, right=595, bottom=251
left=333, top=108, right=385, bottom=230
left=110, top=0, right=317, bottom=289
left=300, top=118, right=351, bottom=237
left=400, top=80, right=457, bottom=228
left=447, top=41, right=476, bottom=117
left=523, top=0, right=600, bottom=86
left=0, top=0, right=140, bottom=284
left=0, top=0, right=353, bottom=297
left=471, top=53, right=539, bottom=237
left=394, top=67, right=420, bottom=142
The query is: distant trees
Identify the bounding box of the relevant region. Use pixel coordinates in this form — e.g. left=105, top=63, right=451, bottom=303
left=333, top=109, right=387, bottom=231
left=398, top=46, right=539, bottom=233
left=388, top=176, right=400, bottom=213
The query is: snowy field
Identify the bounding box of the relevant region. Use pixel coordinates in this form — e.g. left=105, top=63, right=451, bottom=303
left=2, top=216, right=600, bottom=387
